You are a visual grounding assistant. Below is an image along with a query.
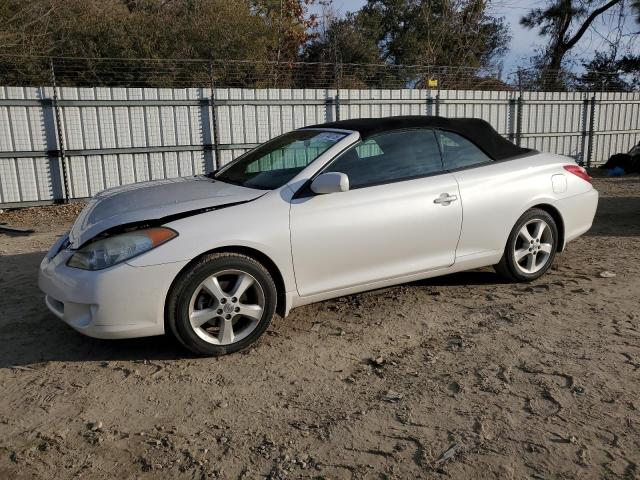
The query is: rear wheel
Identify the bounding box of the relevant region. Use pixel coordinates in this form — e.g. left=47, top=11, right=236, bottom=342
left=167, top=253, right=277, bottom=356
left=494, top=209, right=558, bottom=282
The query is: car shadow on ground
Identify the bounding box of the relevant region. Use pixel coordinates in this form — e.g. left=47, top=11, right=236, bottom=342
left=1, top=329, right=190, bottom=369
left=585, top=195, right=640, bottom=237
left=1, top=251, right=506, bottom=368
left=412, top=269, right=506, bottom=288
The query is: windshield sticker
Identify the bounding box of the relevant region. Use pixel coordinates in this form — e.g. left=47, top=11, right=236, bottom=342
left=313, top=132, right=345, bottom=142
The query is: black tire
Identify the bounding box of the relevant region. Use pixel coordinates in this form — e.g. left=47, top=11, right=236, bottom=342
left=494, top=208, right=558, bottom=282
left=167, top=252, right=277, bottom=356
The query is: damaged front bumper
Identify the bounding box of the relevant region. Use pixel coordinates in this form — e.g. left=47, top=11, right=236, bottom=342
left=38, top=234, right=188, bottom=339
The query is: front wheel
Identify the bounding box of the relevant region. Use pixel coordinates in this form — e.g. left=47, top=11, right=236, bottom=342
left=494, top=208, right=558, bottom=282
left=167, top=253, right=277, bottom=356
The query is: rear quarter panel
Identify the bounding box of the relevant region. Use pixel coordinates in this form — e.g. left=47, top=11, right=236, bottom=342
left=452, top=153, right=590, bottom=259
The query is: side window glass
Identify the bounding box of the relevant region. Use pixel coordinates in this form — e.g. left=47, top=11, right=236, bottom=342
left=437, top=131, right=492, bottom=170
left=216, top=130, right=345, bottom=190
left=246, top=132, right=344, bottom=173
left=326, top=129, right=442, bottom=189
left=355, top=139, right=384, bottom=158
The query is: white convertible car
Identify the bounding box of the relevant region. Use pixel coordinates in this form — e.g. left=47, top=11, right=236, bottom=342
left=39, top=116, right=598, bottom=355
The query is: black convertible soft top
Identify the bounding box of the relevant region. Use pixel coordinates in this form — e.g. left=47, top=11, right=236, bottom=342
left=308, top=115, right=534, bottom=161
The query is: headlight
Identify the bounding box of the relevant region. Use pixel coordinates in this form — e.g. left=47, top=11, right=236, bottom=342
left=67, top=227, right=177, bottom=270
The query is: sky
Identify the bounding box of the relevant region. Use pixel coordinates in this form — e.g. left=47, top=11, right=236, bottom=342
left=313, top=0, right=640, bottom=75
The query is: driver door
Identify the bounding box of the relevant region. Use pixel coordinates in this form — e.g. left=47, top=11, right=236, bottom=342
left=289, top=129, right=462, bottom=297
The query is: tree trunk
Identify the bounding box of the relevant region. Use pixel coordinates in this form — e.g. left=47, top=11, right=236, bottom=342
left=544, top=43, right=569, bottom=89
left=535, top=0, right=623, bottom=90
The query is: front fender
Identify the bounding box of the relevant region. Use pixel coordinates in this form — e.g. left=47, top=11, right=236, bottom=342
left=126, top=191, right=296, bottom=293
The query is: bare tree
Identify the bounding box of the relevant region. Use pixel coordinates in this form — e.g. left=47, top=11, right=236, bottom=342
left=0, top=0, right=61, bottom=52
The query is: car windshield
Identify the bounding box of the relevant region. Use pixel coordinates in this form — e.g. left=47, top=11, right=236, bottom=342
left=214, top=130, right=347, bottom=190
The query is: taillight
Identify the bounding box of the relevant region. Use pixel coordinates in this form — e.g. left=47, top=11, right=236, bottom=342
left=563, top=164, right=591, bottom=183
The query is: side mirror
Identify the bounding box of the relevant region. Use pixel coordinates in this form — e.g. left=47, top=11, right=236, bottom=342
left=310, top=172, right=349, bottom=194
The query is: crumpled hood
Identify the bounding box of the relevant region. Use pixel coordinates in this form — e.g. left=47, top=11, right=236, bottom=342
left=69, top=176, right=264, bottom=248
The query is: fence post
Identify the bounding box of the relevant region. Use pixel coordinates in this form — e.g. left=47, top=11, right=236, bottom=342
left=208, top=62, right=221, bottom=171
left=515, top=95, right=523, bottom=147
left=586, top=95, right=597, bottom=168
left=579, top=97, right=589, bottom=166
left=508, top=97, right=516, bottom=142
left=334, top=62, right=342, bottom=121
left=435, top=93, right=440, bottom=116
left=49, top=58, right=69, bottom=203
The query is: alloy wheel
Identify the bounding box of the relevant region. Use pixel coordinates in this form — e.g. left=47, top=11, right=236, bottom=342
left=188, top=269, right=265, bottom=345
left=513, top=218, right=554, bottom=274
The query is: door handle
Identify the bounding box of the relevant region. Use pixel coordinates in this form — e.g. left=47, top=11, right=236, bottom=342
left=433, top=193, right=458, bottom=205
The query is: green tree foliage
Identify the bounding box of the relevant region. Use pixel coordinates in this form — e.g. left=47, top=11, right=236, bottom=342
left=579, top=51, right=640, bottom=90
left=1, top=0, right=292, bottom=60
left=254, top=0, right=319, bottom=63
left=302, top=0, right=510, bottom=88
left=303, top=13, right=381, bottom=65
left=305, top=0, right=510, bottom=69
left=519, top=0, right=640, bottom=88
left=633, top=0, right=640, bottom=22
left=1, top=0, right=511, bottom=87
left=0, top=0, right=319, bottom=85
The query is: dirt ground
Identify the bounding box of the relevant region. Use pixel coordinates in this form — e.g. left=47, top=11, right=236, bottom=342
left=0, top=176, right=639, bottom=480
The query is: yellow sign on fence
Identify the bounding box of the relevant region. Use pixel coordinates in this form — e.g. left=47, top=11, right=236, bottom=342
left=428, top=79, right=438, bottom=88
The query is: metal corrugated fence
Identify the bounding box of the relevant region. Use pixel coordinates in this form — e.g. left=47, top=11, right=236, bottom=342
left=1, top=86, right=639, bottom=207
